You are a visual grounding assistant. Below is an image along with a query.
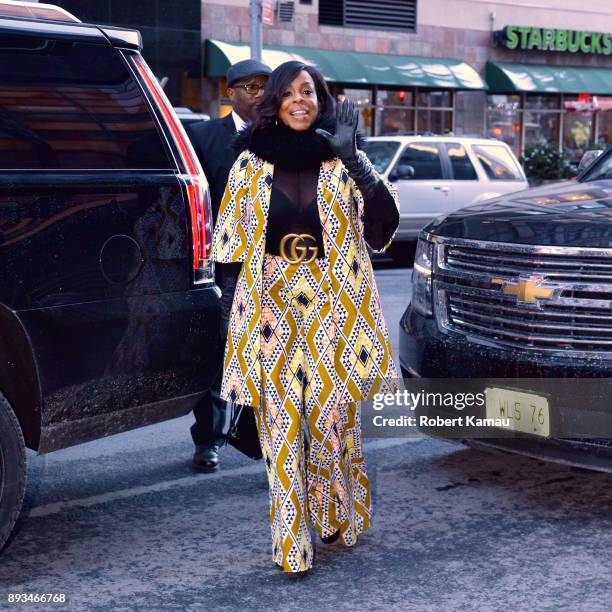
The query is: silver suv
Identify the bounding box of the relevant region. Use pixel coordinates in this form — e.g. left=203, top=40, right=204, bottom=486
left=363, top=136, right=528, bottom=251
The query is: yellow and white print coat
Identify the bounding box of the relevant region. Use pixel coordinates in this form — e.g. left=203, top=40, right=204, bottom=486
left=211, top=149, right=400, bottom=409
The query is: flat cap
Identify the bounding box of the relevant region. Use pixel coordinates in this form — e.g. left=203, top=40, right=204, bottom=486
left=226, top=59, right=272, bottom=86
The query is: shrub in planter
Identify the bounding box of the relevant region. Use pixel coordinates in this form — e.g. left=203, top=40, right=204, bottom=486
left=520, top=144, right=577, bottom=183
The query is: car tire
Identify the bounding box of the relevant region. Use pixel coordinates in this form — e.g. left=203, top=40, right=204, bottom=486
left=0, top=394, right=26, bottom=552
left=387, top=241, right=417, bottom=266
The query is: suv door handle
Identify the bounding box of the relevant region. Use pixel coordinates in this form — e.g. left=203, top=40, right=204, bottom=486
left=433, top=186, right=450, bottom=194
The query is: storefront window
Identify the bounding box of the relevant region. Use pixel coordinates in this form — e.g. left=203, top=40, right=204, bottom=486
left=525, top=94, right=560, bottom=110
left=376, top=88, right=454, bottom=135
left=524, top=110, right=560, bottom=151
left=454, top=91, right=486, bottom=136
left=486, top=95, right=521, bottom=158
left=336, top=87, right=373, bottom=135
left=416, top=109, right=452, bottom=134
left=563, top=112, right=592, bottom=162
left=416, top=90, right=451, bottom=108
left=375, top=107, right=414, bottom=135
left=598, top=111, right=612, bottom=147
left=563, top=95, right=594, bottom=163
left=595, top=97, right=612, bottom=147
left=486, top=92, right=611, bottom=161
left=378, top=89, right=413, bottom=106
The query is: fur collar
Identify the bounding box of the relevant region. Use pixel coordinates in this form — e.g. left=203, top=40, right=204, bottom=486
left=233, top=115, right=364, bottom=171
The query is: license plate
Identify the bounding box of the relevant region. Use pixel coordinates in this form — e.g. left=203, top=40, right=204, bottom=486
left=485, top=387, right=550, bottom=437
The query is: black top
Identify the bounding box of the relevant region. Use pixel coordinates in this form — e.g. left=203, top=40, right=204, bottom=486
left=236, top=121, right=399, bottom=252
left=265, top=166, right=325, bottom=259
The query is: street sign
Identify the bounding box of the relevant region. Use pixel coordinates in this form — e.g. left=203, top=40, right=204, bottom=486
left=263, top=0, right=274, bottom=26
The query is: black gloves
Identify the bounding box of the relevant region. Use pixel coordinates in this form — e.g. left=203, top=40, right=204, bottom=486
left=317, top=98, right=399, bottom=250
left=316, top=99, right=381, bottom=198
left=315, top=99, right=358, bottom=163
left=343, top=155, right=383, bottom=200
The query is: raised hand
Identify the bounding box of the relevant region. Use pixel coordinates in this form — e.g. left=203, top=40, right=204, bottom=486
left=315, top=98, right=359, bottom=162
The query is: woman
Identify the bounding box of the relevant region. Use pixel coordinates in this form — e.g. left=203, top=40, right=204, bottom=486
left=211, top=61, right=400, bottom=574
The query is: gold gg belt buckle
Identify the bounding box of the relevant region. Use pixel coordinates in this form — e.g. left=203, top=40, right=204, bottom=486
left=279, top=233, right=318, bottom=264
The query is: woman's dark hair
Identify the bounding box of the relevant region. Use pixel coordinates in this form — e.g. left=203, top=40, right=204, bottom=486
left=251, top=61, right=334, bottom=132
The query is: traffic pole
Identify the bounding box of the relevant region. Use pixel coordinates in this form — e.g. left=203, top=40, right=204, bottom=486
left=249, top=0, right=263, bottom=62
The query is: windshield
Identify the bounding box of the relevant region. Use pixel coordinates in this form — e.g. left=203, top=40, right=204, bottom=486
left=361, top=140, right=400, bottom=173
left=581, top=148, right=612, bottom=182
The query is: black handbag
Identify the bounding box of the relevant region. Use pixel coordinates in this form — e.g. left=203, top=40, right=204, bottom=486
left=225, top=403, right=263, bottom=460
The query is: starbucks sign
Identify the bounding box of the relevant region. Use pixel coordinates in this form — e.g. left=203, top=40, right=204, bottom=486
left=496, top=25, right=612, bottom=55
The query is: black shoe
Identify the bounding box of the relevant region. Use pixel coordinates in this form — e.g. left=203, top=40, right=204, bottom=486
left=192, top=444, right=219, bottom=472
left=321, top=530, right=339, bottom=544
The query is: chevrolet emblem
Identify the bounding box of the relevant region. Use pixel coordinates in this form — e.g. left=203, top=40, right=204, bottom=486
left=491, top=276, right=554, bottom=304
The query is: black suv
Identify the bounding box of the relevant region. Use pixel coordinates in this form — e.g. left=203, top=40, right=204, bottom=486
left=0, top=3, right=220, bottom=549
left=400, top=146, right=612, bottom=471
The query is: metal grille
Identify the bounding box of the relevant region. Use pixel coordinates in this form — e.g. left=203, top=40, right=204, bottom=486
left=445, top=244, right=612, bottom=283
left=435, top=239, right=612, bottom=355
left=277, top=1, right=295, bottom=22
left=319, top=0, right=416, bottom=32
left=319, top=0, right=343, bottom=26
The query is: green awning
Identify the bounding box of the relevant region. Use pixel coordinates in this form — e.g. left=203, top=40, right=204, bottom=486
left=486, top=61, right=612, bottom=94
left=206, top=39, right=486, bottom=89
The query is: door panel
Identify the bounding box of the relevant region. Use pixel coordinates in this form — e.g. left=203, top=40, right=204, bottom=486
left=391, top=142, right=452, bottom=232
left=0, top=173, right=220, bottom=448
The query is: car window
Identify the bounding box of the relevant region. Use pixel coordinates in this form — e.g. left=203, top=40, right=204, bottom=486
left=472, top=144, right=523, bottom=181
left=0, top=38, right=174, bottom=170
left=581, top=150, right=612, bottom=182
left=444, top=143, right=478, bottom=180
left=393, top=143, right=443, bottom=180
left=360, top=140, right=400, bottom=173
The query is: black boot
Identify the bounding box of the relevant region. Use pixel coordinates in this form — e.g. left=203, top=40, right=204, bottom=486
left=192, top=444, right=219, bottom=472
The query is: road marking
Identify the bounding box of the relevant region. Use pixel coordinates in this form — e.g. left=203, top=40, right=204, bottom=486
left=27, top=437, right=422, bottom=519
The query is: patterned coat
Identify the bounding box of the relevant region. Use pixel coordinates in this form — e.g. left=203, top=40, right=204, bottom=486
left=211, top=148, right=400, bottom=409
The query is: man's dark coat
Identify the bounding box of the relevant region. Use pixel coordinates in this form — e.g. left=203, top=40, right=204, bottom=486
left=187, top=113, right=237, bottom=224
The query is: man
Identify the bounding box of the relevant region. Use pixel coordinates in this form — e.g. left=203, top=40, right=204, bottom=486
left=187, top=59, right=271, bottom=471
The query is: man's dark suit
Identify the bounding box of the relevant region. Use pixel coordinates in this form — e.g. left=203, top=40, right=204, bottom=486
left=187, top=113, right=243, bottom=447
left=188, top=113, right=237, bottom=228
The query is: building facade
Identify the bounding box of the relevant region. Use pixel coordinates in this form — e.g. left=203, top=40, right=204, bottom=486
left=201, top=0, right=612, bottom=162
left=54, top=0, right=203, bottom=109
left=50, top=1, right=612, bottom=162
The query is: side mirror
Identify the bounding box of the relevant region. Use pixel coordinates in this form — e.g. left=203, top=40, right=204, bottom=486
left=389, top=164, right=415, bottom=181
left=578, top=149, right=602, bottom=173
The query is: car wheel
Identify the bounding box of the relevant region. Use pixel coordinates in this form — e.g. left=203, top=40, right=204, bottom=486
left=0, top=394, right=26, bottom=552
left=387, top=241, right=417, bottom=266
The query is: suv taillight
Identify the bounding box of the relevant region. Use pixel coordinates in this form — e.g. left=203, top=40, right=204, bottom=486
left=131, top=54, right=213, bottom=284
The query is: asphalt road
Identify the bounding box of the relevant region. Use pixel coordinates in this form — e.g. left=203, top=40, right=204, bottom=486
left=2, top=259, right=612, bottom=611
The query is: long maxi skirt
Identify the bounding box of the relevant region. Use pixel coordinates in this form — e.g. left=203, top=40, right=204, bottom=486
left=254, top=253, right=372, bottom=573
